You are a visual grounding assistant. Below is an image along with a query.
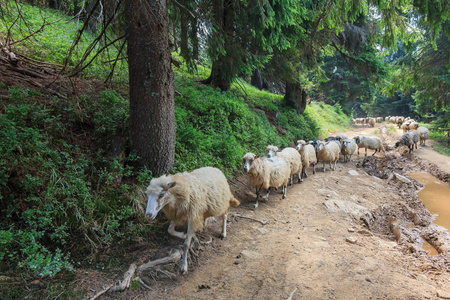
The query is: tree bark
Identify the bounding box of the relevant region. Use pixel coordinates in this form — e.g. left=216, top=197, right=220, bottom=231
left=251, top=69, right=264, bottom=90
left=125, top=0, right=176, bottom=176
left=285, top=81, right=307, bottom=114
left=202, top=0, right=234, bottom=91
left=180, top=12, right=189, bottom=61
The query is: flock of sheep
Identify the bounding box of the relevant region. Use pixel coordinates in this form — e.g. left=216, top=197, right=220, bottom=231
left=143, top=116, right=430, bottom=273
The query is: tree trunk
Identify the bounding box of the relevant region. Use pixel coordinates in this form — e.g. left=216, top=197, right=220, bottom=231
left=125, top=0, right=176, bottom=176
left=73, top=0, right=80, bottom=15
left=180, top=12, right=190, bottom=61
left=251, top=69, right=264, bottom=90
left=202, top=0, right=234, bottom=91
left=191, top=17, right=199, bottom=60
left=285, top=81, right=307, bottom=114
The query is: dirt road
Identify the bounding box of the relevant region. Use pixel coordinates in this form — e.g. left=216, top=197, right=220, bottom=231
left=89, top=124, right=450, bottom=300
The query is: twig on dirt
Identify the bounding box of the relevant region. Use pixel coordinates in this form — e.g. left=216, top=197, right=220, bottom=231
left=287, top=287, right=298, bottom=300
left=232, top=213, right=269, bottom=225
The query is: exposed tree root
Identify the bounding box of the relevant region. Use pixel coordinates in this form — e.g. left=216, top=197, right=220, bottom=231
left=90, top=249, right=183, bottom=299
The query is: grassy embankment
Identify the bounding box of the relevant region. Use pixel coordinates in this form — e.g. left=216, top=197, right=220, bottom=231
left=0, top=3, right=351, bottom=299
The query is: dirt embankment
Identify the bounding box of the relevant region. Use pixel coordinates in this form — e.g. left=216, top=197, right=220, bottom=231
left=85, top=124, right=450, bottom=300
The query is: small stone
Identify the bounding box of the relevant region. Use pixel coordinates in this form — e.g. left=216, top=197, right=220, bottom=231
left=257, top=227, right=270, bottom=234
left=234, top=261, right=239, bottom=265
left=393, top=173, right=412, bottom=184
left=346, top=237, right=357, bottom=244
left=365, top=277, right=372, bottom=283
left=348, top=170, right=359, bottom=176
left=437, top=290, right=450, bottom=299
left=348, top=227, right=355, bottom=232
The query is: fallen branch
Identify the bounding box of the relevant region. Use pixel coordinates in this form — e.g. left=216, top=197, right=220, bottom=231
left=232, top=213, right=269, bottom=225
left=109, top=263, right=137, bottom=292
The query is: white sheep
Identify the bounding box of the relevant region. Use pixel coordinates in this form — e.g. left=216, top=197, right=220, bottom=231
left=369, top=118, right=376, bottom=127
left=317, top=141, right=340, bottom=172
left=353, top=136, right=386, bottom=157
left=417, top=127, right=430, bottom=146
left=145, top=167, right=240, bottom=273
left=335, top=133, right=348, bottom=142
left=341, top=139, right=357, bottom=162
left=243, top=153, right=290, bottom=208
left=266, top=145, right=302, bottom=185
left=296, top=141, right=317, bottom=180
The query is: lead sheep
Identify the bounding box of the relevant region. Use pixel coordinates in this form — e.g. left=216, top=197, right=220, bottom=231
left=353, top=136, right=386, bottom=157
left=369, top=118, right=376, bottom=127
left=145, top=167, right=240, bottom=273
left=243, top=153, right=290, bottom=208
left=317, top=141, right=340, bottom=172
left=296, top=140, right=317, bottom=180
left=417, top=127, right=430, bottom=146
left=266, top=145, right=302, bottom=185
left=341, top=139, right=357, bottom=162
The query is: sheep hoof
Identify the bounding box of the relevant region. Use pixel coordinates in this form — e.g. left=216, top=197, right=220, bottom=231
left=282, top=195, right=286, bottom=199
left=298, top=178, right=303, bottom=183
left=254, top=203, right=259, bottom=208
left=180, top=265, right=188, bottom=274
left=220, top=234, right=226, bottom=240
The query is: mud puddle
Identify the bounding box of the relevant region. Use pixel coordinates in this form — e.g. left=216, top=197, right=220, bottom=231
left=409, top=172, right=450, bottom=232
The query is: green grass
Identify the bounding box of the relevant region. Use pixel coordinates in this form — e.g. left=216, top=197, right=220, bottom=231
left=429, top=130, right=450, bottom=156
left=388, top=125, right=397, bottom=133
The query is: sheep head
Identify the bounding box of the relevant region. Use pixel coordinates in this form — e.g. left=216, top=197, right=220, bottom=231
left=243, top=153, right=259, bottom=173
left=266, top=145, right=279, bottom=158
left=145, top=176, right=177, bottom=221
left=353, top=136, right=361, bottom=144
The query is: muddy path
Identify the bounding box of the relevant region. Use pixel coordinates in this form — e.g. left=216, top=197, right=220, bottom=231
left=87, top=124, right=450, bottom=300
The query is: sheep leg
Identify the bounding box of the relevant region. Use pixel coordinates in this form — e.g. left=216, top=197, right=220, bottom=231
left=180, top=224, right=194, bottom=274
left=312, top=163, right=316, bottom=174
left=333, top=160, right=337, bottom=170
left=220, top=214, right=227, bottom=239
left=365, top=148, right=368, bottom=157
left=357, top=147, right=360, bottom=155
left=322, top=161, right=326, bottom=172
left=298, top=170, right=303, bottom=183
left=254, top=185, right=263, bottom=208
left=168, top=221, right=187, bottom=239
left=282, top=185, right=286, bottom=199
left=329, top=161, right=332, bottom=170
left=289, top=175, right=293, bottom=186
left=372, top=149, right=377, bottom=156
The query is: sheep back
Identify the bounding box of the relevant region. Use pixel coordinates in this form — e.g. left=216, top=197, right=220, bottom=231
left=276, top=147, right=302, bottom=176
left=341, top=139, right=356, bottom=156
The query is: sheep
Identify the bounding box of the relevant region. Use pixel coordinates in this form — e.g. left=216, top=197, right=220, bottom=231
left=401, top=121, right=410, bottom=133
left=308, top=140, right=321, bottom=162
left=296, top=141, right=317, bottom=180
left=407, top=130, right=420, bottom=149
left=341, top=139, right=357, bottom=162
left=409, top=121, right=419, bottom=130
left=395, top=131, right=417, bottom=153
left=266, top=145, right=302, bottom=185
left=243, top=153, right=290, bottom=208
left=317, top=141, right=340, bottom=172
left=353, top=136, right=386, bottom=157
left=396, top=117, right=404, bottom=128
left=369, top=118, right=376, bottom=127
left=335, top=133, right=348, bottom=142
left=385, top=116, right=391, bottom=122
left=325, top=136, right=336, bottom=142
left=417, top=127, right=430, bottom=146
left=145, top=167, right=240, bottom=273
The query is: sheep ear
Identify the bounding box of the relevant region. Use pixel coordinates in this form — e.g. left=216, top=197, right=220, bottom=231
left=255, top=155, right=260, bottom=159
left=165, top=181, right=177, bottom=190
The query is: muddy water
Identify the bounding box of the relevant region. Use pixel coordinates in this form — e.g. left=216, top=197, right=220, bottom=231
left=409, top=172, right=450, bottom=232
